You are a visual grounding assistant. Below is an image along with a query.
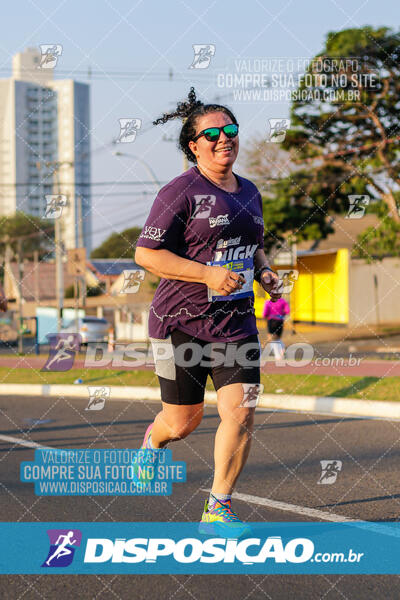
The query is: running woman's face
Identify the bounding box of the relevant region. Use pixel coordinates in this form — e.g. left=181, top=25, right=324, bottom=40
left=188, top=111, right=239, bottom=171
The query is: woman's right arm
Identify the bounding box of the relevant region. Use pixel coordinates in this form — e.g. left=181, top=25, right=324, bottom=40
left=135, top=247, right=244, bottom=297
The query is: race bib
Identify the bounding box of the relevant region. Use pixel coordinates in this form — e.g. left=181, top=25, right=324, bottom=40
left=207, top=258, right=254, bottom=302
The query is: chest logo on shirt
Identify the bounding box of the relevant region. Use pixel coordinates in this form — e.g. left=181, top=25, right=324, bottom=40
left=216, top=237, right=241, bottom=249
left=214, top=243, right=258, bottom=261
left=209, top=214, right=230, bottom=228
left=192, top=195, right=216, bottom=219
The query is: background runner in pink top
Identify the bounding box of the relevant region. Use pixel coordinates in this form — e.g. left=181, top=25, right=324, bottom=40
left=262, top=297, right=290, bottom=320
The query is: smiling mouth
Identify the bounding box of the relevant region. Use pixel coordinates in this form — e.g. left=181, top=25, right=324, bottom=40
left=215, top=146, right=233, bottom=153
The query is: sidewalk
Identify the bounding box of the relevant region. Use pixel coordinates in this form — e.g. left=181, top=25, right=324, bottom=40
left=1, top=384, right=400, bottom=420
left=258, top=321, right=400, bottom=346
left=0, top=355, right=399, bottom=376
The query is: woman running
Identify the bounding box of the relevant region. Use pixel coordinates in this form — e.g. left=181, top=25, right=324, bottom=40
left=263, top=296, right=290, bottom=360
left=135, top=88, right=281, bottom=537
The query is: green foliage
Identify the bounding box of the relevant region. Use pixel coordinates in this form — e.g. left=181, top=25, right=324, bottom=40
left=64, top=284, right=104, bottom=298
left=352, top=201, right=400, bottom=262
left=0, top=211, right=54, bottom=259
left=90, top=226, right=142, bottom=259
left=246, top=26, right=400, bottom=253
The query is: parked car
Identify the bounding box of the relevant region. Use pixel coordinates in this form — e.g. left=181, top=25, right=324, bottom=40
left=0, top=313, right=18, bottom=346
left=60, top=316, right=109, bottom=344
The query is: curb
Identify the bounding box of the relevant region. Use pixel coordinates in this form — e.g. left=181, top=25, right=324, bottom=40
left=0, top=384, right=399, bottom=420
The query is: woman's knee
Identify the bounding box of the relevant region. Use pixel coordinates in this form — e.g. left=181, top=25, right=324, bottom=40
left=222, top=406, right=255, bottom=432
left=167, top=405, right=203, bottom=439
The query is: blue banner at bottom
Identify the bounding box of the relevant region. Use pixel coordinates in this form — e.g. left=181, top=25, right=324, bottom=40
left=0, top=522, right=399, bottom=574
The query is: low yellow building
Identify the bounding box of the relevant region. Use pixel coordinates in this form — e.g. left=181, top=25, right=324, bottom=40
left=255, top=244, right=400, bottom=327
left=255, top=248, right=349, bottom=324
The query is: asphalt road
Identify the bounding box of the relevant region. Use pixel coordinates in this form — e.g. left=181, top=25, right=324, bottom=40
left=1, top=395, right=400, bottom=599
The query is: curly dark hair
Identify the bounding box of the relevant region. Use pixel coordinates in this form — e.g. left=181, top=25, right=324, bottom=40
left=153, top=87, right=237, bottom=164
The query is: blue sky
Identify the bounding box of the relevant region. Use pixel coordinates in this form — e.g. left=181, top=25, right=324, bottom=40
left=2, top=0, right=397, bottom=247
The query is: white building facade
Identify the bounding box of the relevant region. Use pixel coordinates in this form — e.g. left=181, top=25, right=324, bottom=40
left=0, top=48, right=91, bottom=251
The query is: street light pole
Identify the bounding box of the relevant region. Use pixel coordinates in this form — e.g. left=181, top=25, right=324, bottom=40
left=54, top=167, right=63, bottom=332
left=37, top=160, right=74, bottom=332
left=112, top=150, right=161, bottom=191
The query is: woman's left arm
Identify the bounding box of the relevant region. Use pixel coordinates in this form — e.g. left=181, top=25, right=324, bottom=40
left=254, top=249, right=282, bottom=302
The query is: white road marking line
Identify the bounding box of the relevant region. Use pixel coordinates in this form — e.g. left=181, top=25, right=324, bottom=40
left=1, top=435, right=399, bottom=540
left=201, top=488, right=355, bottom=522
left=0, top=434, right=54, bottom=450
left=201, top=489, right=400, bottom=538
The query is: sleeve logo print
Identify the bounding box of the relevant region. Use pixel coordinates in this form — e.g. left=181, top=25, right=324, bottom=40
left=192, top=195, right=216, bottom=219
left=140, top=226, right=166, bottom=242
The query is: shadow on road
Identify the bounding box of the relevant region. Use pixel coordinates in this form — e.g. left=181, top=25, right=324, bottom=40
left=315, top=493, right=400, bottom=508
left=331, top=376, right=379, bottom=398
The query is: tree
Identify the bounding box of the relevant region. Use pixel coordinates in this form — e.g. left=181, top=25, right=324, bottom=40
left=352, top=197, right=400, bottom=262
left=0, top=212, right=54, bottom=259
left=245, top=26, right=400, bottom=252
left=241, top=139, right=334, bottom=252
left=283, top=26, right=400, bottom=219
left=90, top=226, right=142, bottom=259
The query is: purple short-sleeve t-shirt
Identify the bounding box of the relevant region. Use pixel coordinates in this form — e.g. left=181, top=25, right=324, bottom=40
left=136, top=165, right=264, bottom=342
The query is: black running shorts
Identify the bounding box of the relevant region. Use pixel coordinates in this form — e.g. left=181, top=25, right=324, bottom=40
left=150, top=329, right=261, bottom=405
left=267, top=318, right=284, bottom=337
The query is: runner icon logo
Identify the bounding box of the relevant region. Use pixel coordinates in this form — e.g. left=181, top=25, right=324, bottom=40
left=346, top=195, right=370, bottom=219
left=38, top=44, right=63, bottom=69
left=44, top=194, right=67, bottom=219
left=42, top=333, right=81, bottom=372
left=240, top=383, right=264, bottom=407
left=117, top=118, right=142, bottom=143
left=121, top=270, right=145, bottom=294
left=192, top=195, right=216, bottom=219
left=318, top=460, right=342, bottom=485
left=42, top=529, right=82, bottom=567
left=189, top=44, right=216, bottom=69
left=268, top=118, right=290, bottom=143
left=277, top=269, right=299, bottom=294
left=86, top=386, right=111, bottom=411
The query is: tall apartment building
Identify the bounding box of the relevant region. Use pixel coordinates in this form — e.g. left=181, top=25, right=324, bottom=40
left=0, top=48, right=91, bottom=251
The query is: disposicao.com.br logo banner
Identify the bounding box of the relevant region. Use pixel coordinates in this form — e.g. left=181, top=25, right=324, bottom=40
left=0, top=522, right=400, bottom=574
